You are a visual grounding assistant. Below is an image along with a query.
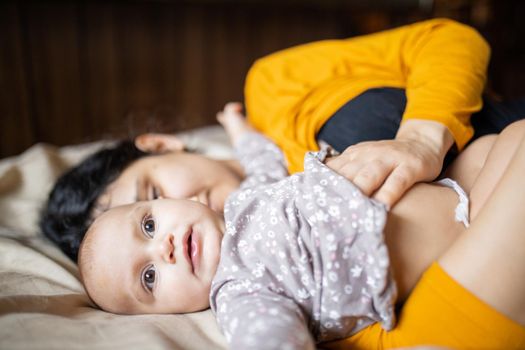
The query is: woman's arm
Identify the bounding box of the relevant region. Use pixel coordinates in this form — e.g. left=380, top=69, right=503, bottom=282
left=326, top=19, right=490, bottom=207
left=246, top=19, right=490, bottom=207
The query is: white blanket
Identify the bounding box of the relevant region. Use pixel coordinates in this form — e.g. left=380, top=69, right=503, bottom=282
left=0, top=126, right=232, bottom=349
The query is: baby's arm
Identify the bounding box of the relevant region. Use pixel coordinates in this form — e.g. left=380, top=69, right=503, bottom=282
left=214, top=290, right=315, bottom=350
left=218, top=102, right=288, bottom=188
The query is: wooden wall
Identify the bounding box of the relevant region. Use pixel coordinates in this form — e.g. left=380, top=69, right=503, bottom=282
left=1, top=0, right=523, bottom=158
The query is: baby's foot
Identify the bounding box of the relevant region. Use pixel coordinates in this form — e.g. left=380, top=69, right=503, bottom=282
left=217, top=102, right=254, bottom=143
left=223, top=102, right=243, bottom=115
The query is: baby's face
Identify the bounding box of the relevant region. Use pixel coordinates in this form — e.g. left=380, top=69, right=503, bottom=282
left=80, top=198, right=225, bottom=314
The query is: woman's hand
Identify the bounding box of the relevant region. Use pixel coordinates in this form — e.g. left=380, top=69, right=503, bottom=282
left=217, top=102, right=255, bottom=145
left=325, top=119, right=454, bottom=208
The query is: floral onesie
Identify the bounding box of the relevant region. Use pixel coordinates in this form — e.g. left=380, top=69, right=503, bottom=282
left=209, top=132, right=397, bottom=349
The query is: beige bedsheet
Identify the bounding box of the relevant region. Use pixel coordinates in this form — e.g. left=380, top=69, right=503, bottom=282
left=0, top=126, right=231, bottom=349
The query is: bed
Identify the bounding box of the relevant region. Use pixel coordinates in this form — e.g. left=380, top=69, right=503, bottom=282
left=0, top=126, right=232, bottom=349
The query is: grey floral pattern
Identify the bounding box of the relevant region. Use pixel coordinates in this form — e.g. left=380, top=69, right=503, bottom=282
left=210, top=133, right=396, bottom=350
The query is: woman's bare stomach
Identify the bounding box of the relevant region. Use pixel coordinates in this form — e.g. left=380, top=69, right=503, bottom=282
left=384, top=182, right=466, bottom=303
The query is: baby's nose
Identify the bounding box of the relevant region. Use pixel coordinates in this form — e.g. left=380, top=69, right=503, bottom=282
left=159, top=233, right=176, bottom=264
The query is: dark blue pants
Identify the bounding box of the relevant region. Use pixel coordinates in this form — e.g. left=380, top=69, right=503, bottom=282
left=317, top=88, right=525, bottom=168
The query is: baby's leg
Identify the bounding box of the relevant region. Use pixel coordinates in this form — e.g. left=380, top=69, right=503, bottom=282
left=439, top=119, right=525, bottom=326
left=217, top=102, right=255, bottom=145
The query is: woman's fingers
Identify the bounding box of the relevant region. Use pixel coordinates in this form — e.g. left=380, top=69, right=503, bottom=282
left=352, top=160, right=394, bottom=197
left=373, top=165, right=414, bottom=207
left=326, top=138, right=443, bottom=208
left=325, top=157, right=361, bottom=181
left=326, top=155, right=397, bottom=199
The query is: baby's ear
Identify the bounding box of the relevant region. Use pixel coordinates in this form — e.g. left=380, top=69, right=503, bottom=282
left=134, top=133, right=185, bottom=153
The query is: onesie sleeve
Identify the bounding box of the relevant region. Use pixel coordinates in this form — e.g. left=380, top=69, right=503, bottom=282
left=213, top=288, right=315, bottom=350
left=234, top=131, right=289, bottom=189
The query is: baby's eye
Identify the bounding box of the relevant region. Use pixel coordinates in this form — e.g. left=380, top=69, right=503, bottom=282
left=141, top=214, right=156, bottom=238
left=141, top=265, right=156, bottom=292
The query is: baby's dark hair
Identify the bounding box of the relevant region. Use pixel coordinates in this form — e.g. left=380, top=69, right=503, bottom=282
left=40, top=140, right=148, bottom=262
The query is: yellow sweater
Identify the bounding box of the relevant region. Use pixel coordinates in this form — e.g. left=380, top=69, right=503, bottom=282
left=245, top=18, right=490, bottom=173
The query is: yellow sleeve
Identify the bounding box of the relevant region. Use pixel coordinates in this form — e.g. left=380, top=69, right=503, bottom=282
left=245, top=19, right=490, bottom=173
left=394, top=18, right=490, bottom=150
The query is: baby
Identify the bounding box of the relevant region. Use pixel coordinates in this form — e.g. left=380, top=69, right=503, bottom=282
left=79, top=104, right=470, bottom=349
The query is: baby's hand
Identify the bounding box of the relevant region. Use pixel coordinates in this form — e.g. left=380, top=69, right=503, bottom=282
left=217, top=102, right=254, bottom=144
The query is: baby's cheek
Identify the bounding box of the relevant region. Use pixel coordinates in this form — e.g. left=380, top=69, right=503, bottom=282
left=177, top=285, right=211, bottom=313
